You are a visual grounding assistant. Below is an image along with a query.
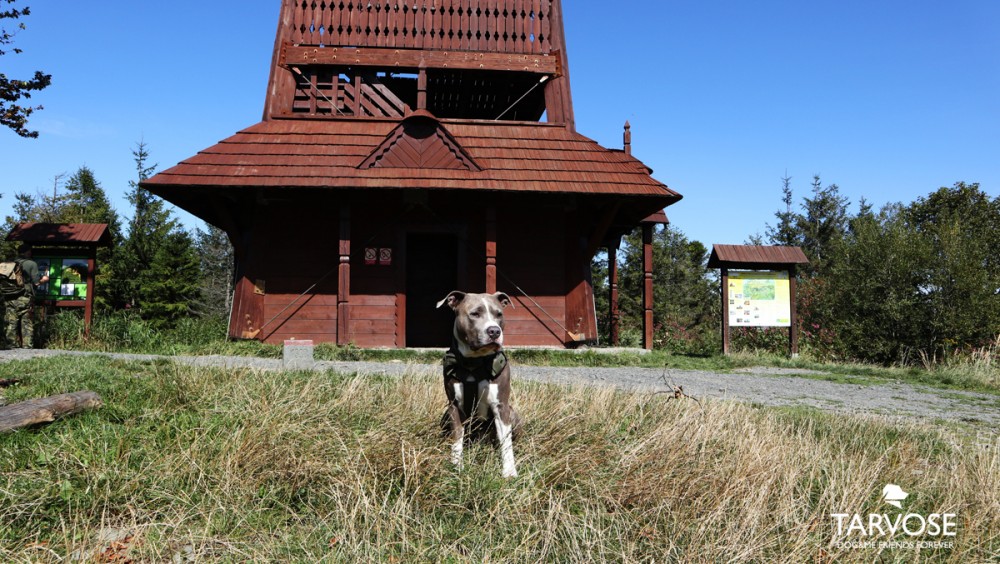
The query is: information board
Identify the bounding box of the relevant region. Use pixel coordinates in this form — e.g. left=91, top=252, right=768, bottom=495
left=34, top=257, right=89, bottom=301
left=726, top=271, right=791, bottom=327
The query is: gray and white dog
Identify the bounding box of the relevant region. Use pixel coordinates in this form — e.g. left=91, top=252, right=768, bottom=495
left=437, top=290, right=521, bottom=478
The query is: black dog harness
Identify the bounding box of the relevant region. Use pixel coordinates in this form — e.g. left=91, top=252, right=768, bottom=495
left=443, top=344, right=508, bottom=418
left=443, top=346, right=508, bottom=383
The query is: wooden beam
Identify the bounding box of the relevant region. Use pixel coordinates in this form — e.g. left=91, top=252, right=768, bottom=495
left=231, top=218, right=265, bottom=340
left=608, top=240, right=620, bottom=346
left=642, top=223, right=654, bottom=350
left=789, top=266, right=799, bottom=357
left=547, top=0, right=576, bottom=131
left=263, top=1, right=297, bottom=120
left=281, top=44, right=558, bottom=75
left=721, top=267, right=731, bottom=355
left=417, top=65, right=428, bottom=111
left=352, top=72, right=363, bottom=116
left=84, top=254, right=95, bottom=336
left=486, top=205, right=497, bottom=294
left=337, top=204, right=351, bottom=345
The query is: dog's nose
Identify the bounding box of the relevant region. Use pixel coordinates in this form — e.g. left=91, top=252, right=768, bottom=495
left=486, top=326, right=502, bottom=341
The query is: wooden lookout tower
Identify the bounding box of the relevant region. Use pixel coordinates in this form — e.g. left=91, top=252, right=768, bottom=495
left=144, top=0, right=682, bottom=347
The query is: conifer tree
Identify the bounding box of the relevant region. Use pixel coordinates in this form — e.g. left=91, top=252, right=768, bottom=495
left=195, top=224, right=234, bottom=319
left=614, top=224, right=716, bottom=350
left=63, top=166, right=122, bottom=310
left=796, top=175, right=849, bottom=276
left=113, top=141, right=201, bottom=325
left=764, top=174, right=801, bottom=247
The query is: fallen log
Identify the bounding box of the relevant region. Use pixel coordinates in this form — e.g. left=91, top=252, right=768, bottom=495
left=0, top=391, right=103, bottom=433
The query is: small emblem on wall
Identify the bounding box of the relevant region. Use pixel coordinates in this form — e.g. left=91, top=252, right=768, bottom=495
left=364, top=248, right=377, bottom=265
left=379, top=248, right=392, bottom=266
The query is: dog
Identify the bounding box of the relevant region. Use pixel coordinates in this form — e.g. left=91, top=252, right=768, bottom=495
left=437, top=290, right=521, bottom=478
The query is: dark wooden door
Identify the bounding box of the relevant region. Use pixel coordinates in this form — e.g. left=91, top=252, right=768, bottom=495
left=406, top=232, right=458, bottom=347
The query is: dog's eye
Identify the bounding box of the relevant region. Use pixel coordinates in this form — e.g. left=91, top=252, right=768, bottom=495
left=470, top=310, right=481, bottom=318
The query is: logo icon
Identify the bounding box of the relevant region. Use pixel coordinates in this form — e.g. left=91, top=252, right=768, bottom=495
left=882, top=484, right=908, bottom=509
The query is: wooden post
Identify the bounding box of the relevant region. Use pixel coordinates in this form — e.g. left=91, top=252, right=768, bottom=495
left=337, top=204, right=352, bottom=345
left=417, top=64, right=428, bottom=111
left=486, top=205, right=497, bottom=293
left=84, top=253, right=96, bottom=337
left=608, top=242, right=620, bottom=346
left=721, top=267, right=730, bottom=355
left=230, top=220, right=265, bottom=340
left=642, top=223, right=654, bottom=350
left=353, top=73, right=363, bottom=116
left=623, top=121, right=631, bottom=156
left=788, top=266, right=799, bottom=357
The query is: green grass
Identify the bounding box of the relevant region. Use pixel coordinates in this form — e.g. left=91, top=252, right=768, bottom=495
left=1, top=356, right=997, bottom=562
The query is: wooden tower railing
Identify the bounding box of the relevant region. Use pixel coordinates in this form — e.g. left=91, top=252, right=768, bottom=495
left=265, top=0, right=575, bottom=128
left=287, top=0, right=553, bottom=54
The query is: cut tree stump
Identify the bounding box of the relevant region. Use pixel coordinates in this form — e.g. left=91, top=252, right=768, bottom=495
left=0, top=391, right=103, bottom=433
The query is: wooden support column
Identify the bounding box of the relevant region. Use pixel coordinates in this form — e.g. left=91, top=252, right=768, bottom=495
left=417, top=64, right=428, bottom=111
left=353, top=73, right=363, bottom=116
left=230, top=215, right=265, bottom=341
left=642, top=223, right=654, bottom=350
left=721, top=267, right=731, bottom=355
left=547, top=0, right=576, bottom=131
left=84, top=253, right=96, bottom=336
left=788, top=266, right=799, bottom=357
left=262, top=0, right=297, bottom=119
left=337, top=204, right=351, bottom=345
left=608, top=241, right=620, bottom=346
left=486, top=206, right=497, bottom=293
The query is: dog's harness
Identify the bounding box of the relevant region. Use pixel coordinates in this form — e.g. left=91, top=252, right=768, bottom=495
left=443, top=346, right=507, bottom=383
left=443, top=345, right=508, bottom=418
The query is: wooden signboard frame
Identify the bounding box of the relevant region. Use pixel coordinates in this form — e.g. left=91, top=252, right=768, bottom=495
left=708, top=245, right=809, bottom=357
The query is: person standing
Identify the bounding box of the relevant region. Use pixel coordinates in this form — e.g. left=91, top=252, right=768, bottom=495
left=3, top=244, right=49, bottom=349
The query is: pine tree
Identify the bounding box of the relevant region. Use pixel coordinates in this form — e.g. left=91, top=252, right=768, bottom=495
left=63, top=166, right=122, bottom=310
left=195, top=224, right=235, bottom=319
left=764, top=174, right=801, bottom=247
left=113, top=141, right=201, bottom=325
left=796, top=175, right=849, bottom=276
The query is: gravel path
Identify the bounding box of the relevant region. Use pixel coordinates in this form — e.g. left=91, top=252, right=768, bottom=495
left=2, top=348, right=998, bottom=429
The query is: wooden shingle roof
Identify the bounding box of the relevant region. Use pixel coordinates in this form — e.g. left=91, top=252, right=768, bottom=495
left=6, top=223, right=112, bottom=246
left=707, top=245, right=809, bottom=270
left=143, top=117, right=679, bottom=201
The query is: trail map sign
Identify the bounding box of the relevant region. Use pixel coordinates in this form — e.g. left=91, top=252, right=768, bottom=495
left=5, top=223, right=111, bottom=336
left=726, top=271, right=791, bottom=327
left=708, top=245, right=809, bottom=357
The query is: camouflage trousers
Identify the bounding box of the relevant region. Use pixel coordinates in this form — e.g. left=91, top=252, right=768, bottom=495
left=3, top=295, right=34, bottom=349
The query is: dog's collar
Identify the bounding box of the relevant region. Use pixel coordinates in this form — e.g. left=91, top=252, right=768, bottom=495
left=443, top=343, right=507, bottom=382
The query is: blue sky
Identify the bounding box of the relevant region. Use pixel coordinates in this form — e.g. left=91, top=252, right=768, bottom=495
left=3, top=1, right=998, bottom=248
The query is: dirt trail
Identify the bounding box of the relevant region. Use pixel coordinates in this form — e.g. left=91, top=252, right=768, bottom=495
left=2, top=348, right=997, bottom=429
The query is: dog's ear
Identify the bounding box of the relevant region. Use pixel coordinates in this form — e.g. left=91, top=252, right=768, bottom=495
left=493, top=292, right=513, bottom=309
left=436, top=290, right=466, bottom=310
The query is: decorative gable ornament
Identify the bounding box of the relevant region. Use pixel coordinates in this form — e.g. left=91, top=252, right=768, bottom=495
left=359, top=111, right=481, bottom=171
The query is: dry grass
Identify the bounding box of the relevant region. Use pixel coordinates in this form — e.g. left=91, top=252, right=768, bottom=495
left=1, top=356, right=997, bottom=562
